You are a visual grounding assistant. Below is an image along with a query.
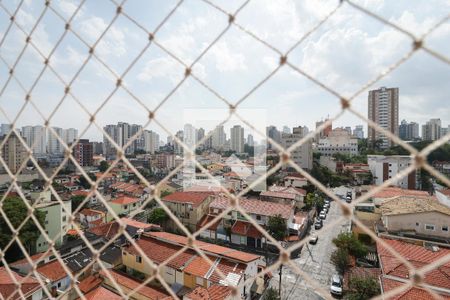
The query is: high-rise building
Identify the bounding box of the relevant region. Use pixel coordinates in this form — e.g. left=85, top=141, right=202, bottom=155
left=197, top=127, right=205, bottom=150
left=398, top=120, right=419, bottom=141
left=230, top=125, right=244, bottom=153
left=63, top=128, right=78, bottom=146
left=212, top=125, right=226, bottom=150
left=183, top=124, right=197, bottom=151
left=344, top=126, right=352, bottom=135
left=103, top=124, right=119, bottom=158
left=266, top=126, right=281, bottom=149
left=0, top=124, right=12, bottom=136
left=353, top=125, right=364, bottom=139
left=281, top=126, right=313, bottom=170
left=91, top=141, right=104, bottom=155
left=21, top=125, right=47, bottom=155
left=247, top=134, right=254, bottom=147
left=317, top=128, right=358, bottom=157
left=315, top=118, right=332, bottom=141
left=282, top=126, right=291, bottom=134
left=102, top=123, right=144, bottom=157
left=368, top=87, right=399, bottom=149
left=48, top=127, right=64, bottom=154
left=0, top=132, right=27, bottom=173
left=72, top=139, right=93, bottom=166
left=130, top=124, right=144, bottom=153
left=441, top=126, right=449, bottom=137
left=174, top=130, right=184, bottom=155
left=422, top=118, right=441, bottom=141
left=143, top=130, right=159, bottom=154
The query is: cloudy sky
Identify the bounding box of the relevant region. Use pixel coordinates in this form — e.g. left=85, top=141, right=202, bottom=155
left=0, top=0, right=449, bottom=142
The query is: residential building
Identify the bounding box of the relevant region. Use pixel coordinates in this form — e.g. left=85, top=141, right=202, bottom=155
left=143, top=130, right=159, bottom=154
left=433, top=161, right=450, bottom=176
left=368, top=87, right=399, bottom=149
left=378, top=238, right=450, bottom=299
left=35, top=199, right=72, bottom=253
left=0, top=267, right=43, bottom=299
left=0, top=132, right=27, bottom=173
left=380, top=196, right=450, bottom=241
left=161, top=191, right=216, bottom=232
left=103, top=124, right=119, bottom=158
left=398, top=119, right=419, bottom=141
left=260, top=185, right=306, bottom=209
left=422, top=118, right=442, bottom=141
left=317, top=127, right=358, bottom=157
left=91, top=141, right=104, bottom=155
left=79, top=208, right=106, bottom=228
left=282, top=125, right=291, bottom=134
left=212, top=125, right=226, bottom=150
left=184, top=123, right=197, bottom=151
left=72, top=139, right=93, bottom=166
left=352, top=125, right=364, bottom=139
left=122, top=231, right=262, bottom=300
left=436, top=188, right=450, bottom=207
left=63, top=128, right=78, bottom=145
left=108, top=196, right=143, bottom=221
left=0, top=123, right=11, bottom=136
left=266, top=125, right=281, bottom=149
left=230, top=125, right=244, bottom=153
left=174, top=130, right=184, bottom=155
left=36, top=259, right=71, bottom=292
left=22, top=125, right=47, bottom=155
left=315, top=118, right=332, bottom=141
left=283, top=174, right=308, bottom=188
left=367, top=155, right=418, bottom=189
left=247, top=134, right=254, bottom=147
left=281, top=126, right=313, bottom=170
left=48, top=127, right=64, bottom=154
left=155, top=153, right=176, bottom=170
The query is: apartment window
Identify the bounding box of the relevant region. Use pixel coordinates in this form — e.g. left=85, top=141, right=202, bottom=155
left=256, top=215, right=261, bottom=221
left=196, top=276, right=203, bottom=286
left=124, top=205, right=128, bottom=209
left=136, top=256, right=142, bottom=263
left=442, top=226, right=449, bottom=232
left=62, top=216, right=66, bottom=222
left=425, top=224, right=435, bottom=231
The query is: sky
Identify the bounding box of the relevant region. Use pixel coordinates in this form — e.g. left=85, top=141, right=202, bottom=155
left=0, top=0, right=449, bottom=142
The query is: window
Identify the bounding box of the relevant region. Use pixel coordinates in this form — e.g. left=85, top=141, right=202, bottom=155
left=124, top=205, right=128, bottom=209
left=57, top=282, right=61, bottom=288
left=416, top=222, right=419, bottom=226
left=196, top=276, right=203, bottom=286
left=62, top=216, right=66, bottom=222
left=425, top=224, right=435, bottom=231
left=442, top=226, right=448, bottom=232
left=136, top=256, right=142, bottom=263
left=256, top=215, right=261, bottom=221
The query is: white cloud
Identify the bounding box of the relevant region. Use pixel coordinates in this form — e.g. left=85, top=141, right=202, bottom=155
left=209, top=41, right=247, bottom=72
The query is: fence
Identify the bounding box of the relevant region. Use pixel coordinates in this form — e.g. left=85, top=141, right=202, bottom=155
left=0, top=0, right=449, bottom=299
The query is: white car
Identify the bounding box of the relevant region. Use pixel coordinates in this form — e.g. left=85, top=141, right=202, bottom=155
left=319, top=211, right=326, bottom=219
left=330, top=275, right=343, bottom=296
left=309, top=234, right=318, bottom=244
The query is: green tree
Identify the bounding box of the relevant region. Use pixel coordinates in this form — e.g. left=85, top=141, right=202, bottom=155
left=264, top=287, right=280, bottom=300
left=148, top=208, right=169, bottom=225
left=346, top=277, right=381, bottom=300
left=333, top=232, right=368, bottom=258
left=0, top=197, right=45, bottom=260
left=78, top=173, right=96, bottom=189
left=267, top=214, right=286, bottom=241
left=71, top=195, right=87, bottom=212
left=330, top=248, right=350, bottom=274
left=160, top=190, right=172, bottom=198
left=99, top=160, right=109, bottom=172
left=304, top=193, right=324, bottom=211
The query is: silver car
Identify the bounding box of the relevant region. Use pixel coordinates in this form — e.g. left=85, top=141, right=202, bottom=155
left=330, top=275, right=343, bottom=296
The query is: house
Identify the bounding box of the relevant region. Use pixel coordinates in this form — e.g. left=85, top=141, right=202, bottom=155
left=10, top=252, right=52, bottom=275
left=109, top=182, right=145, bottom=198
left=184, top=285, right=232, bottom=300
left=208, top=196, right=294, bottom=248
left=36, top=259, right=71, bottom=292
left=380, top=196, right=450, bottom=241
left=122, top=231, right=263, bottom=300
left=283, top=174, right=307, bottom=188
left=342, top=163, right=371, bottom=185
left=72, top=189, right=98, bottom=206
left=0, top=267, right=43, bottom=300
left=260, top=185, right=305, bottom=208
left=162, top=191, right=216, bottom=232
left=79, top=208, right=106, bottom=228
left=108, top=196, right=143, bottom=221
left=367, top=155, right=419, bottom=189
left=377, top=238, right=450, bottom=299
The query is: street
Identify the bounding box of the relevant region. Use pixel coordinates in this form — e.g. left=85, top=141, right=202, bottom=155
left=268, top=186, right=352, bottom=299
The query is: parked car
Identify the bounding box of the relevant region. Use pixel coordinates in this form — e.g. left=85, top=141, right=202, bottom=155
left=345, top=196, right=352, bottom=203
left=309, top=234, right=318, bottom=244
left=319, top=211, right=326, bottom=219
left=330, top=275, right=343, bottom=296
left=314, top=219, right=323, bottom=229
left=323, top=203, right=330, bottom=210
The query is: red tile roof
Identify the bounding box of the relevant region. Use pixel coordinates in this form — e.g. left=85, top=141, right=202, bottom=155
left=231, top=221, right=262, bottom=238
left=78, top=275, right=103, bottom=293
left=100, top=270, right=171, bottom=300
left=162, top=191, right=214, bottom=208
left=381, top=277, right=450, bottom=299
left=377, top=238, right=450, bottom=290
left=37, top=259, right=69, bottom=282
left=88, top=221, right=120, bottom=240
left=84, top=286, right=122, bottom=300
left=120, top=217, right=160, bottom=230
left=72, top=190, right=89, bottom=196
left=80, top=208, right=104, bottom=217
left=186, top=285, right=232, bottom=300
left=184, top=255, right=216, bottom=278
left=125, top=235, right=196, bottom=269
left=0, top=267, right=41, bottom=299
left=210, top=196, right=293, bottom=220
left=372, top=187, right=429, bottom=199
left=197, top=215, right=220, bottom=231
left=147, top=231, right=260, bottom=263
left=110, top=196, right=140, bottom=205
left=209, top=259, right=246, bottom=284
left=10, top=252, right=50, bottom=267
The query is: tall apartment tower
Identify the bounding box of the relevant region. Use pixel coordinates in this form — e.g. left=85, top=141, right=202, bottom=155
left=422, top=118, right=441, bottom=141
left=281, top=126, right=313, bottom=170
left=21, top=125, right=47, bottom=155
left=72, top=139, right=93, bottom=166
left=368, top=87, right=399, bottom=149
left=399, top=120, right=419, bottom=141
left=230, top=125, right=244, bottom=153
left=0, top=132, right=27, bottom=173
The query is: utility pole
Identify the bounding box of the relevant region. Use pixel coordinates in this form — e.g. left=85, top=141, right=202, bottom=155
left=279, top=264, right=283, bottom=297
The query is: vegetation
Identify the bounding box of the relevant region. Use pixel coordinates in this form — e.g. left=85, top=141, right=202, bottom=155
left=99, top=160, right=109, bottom=172
left=160, top=190, right=172, bottom=198
left=263, top=287, right=281, bottom=300
left=0, top=197, right=45, bottom=261
left=311, top=164, right=353, bottom=188
left=333, top=232, right=368, bottom=258
left=78, top=173, right=96, bottom=189
left=346, top=277, right=381, bottom=300
left=147, top=207, right=169, bottom=225
left=267, top=214, right=286, bottom=241
left=304, top=193, right=324, bottom=212
left=330, top=247, right=350, bottom=274
left=71, top=195, right=87, bottom=212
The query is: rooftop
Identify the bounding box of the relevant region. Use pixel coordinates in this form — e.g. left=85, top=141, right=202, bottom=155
left=84, top=286, right=122, bottom=300
left=0, top=267, right=41, bottom=299
left=380, top=196, right=450, bottom=216
left=110, top=196, right=140, bottom=205
left=37, top=259, right=69, bottom=282
left=381, top=276, right=450, bottom=299
left=185, top=285, right=232, bottom=300
left=210, top=196, right=293, bottom=220
left=371, top=187, right=430, bottom=199
left=80, top=208, right=104, bottom=217
left=162, top=191, right=215, bottom=208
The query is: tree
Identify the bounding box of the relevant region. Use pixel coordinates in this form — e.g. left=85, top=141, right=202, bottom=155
left=304, top=193, right=324, bottom=212
left=264, top=287, right=280, bottom=300
left=267, top=214, right=286, bottom=241
left=148, top=208, right=169, bottom=225
left=0, top=197, right=45, bottom=261
left=333, top=232, right=368, bottom=258
left=330, top=248, right=350, bottom=274
left=71, top=195, right=87, bottom=211
left=160, top=190, right=172, bottom=198
left=78, top=173, right=96, bottom=189
left=99, top=160, right=109, bottom=172
left=347, top=277, right=381, bottom=300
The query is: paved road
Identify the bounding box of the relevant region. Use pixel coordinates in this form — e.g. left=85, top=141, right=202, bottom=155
left=268, top=187, right=352, bottom=299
